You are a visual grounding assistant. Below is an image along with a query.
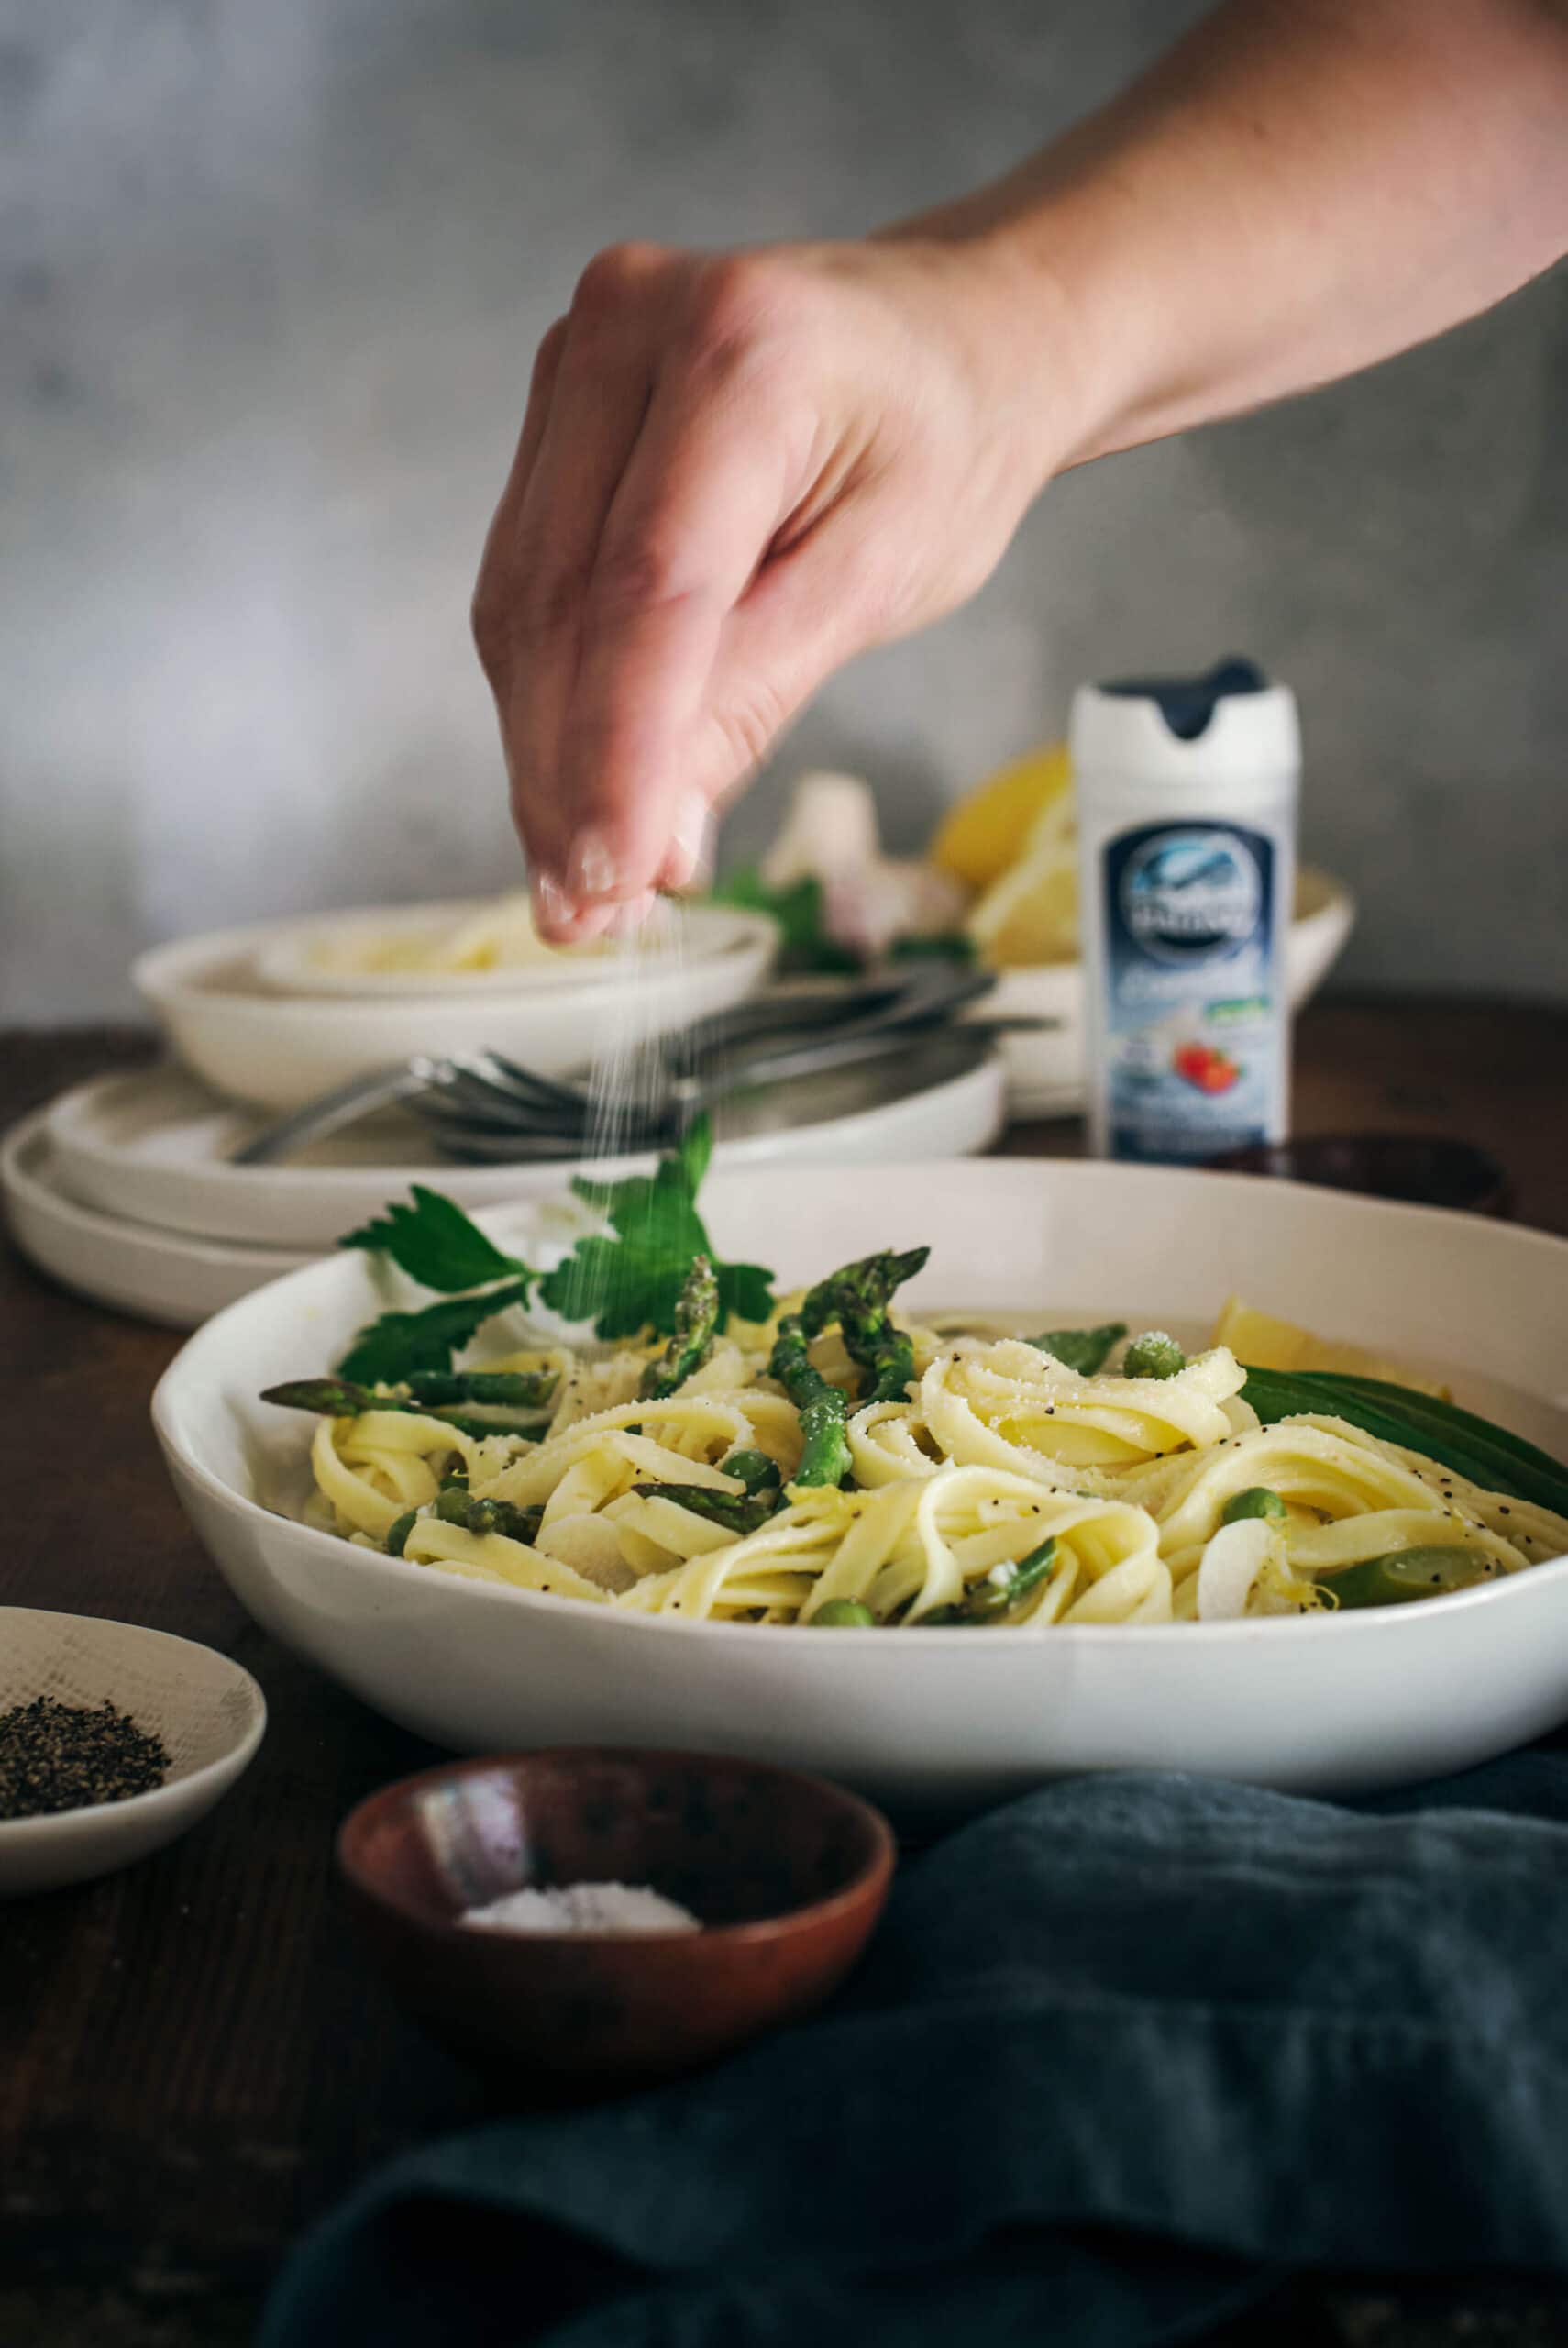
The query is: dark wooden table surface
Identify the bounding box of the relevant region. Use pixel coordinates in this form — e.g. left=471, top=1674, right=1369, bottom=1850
left=4, top=1003, right=1567, bottom=2348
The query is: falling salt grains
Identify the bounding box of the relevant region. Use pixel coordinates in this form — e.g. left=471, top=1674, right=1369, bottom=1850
left=459, top=1881, right=701, bottom=1935
left=582, top=893, right=690, bottom=1170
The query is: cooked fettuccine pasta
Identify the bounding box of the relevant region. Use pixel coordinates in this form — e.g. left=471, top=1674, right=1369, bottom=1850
left=271, top=1267, right=1568, bottom=1630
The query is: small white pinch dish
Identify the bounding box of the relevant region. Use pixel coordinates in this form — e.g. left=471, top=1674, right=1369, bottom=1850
left=133, top=905, right=777, bottom=1112
left=0, top=1609, right=266, bottom=1896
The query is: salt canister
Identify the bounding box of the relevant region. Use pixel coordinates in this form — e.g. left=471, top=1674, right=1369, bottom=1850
left=1072, top=658, right=1300, bottom=1163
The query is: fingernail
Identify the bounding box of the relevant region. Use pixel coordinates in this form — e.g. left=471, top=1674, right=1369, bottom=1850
left=568, top=828, right=617, bottom=903
left=667, top=791, right=712, bottom=889
left=532, top=869, right=571, bottom=931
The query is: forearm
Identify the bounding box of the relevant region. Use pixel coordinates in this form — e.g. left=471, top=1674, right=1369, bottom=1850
left=895, top=0, right=1568, bottom=474
left=479, top=0, right=1568, bottom=927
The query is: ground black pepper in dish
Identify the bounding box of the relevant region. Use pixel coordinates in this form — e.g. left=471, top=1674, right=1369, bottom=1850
left=0, top=1696, right=169, bottom=1821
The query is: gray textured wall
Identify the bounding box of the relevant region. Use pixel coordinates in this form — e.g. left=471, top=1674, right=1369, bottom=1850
left=4, top=0, right=1565, bottom=1021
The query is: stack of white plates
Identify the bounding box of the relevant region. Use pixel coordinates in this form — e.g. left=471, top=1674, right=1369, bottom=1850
left=3, top=897, right=1009, bottom=1327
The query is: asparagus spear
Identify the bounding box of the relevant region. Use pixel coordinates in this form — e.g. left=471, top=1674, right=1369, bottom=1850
left=262, top=1368, right=556, bottom=1420
left=767, top=1246, right=929, bottom=1480
left=801, top=1246, right=931, bottom=1404
left=465, top=1497, right=546, bottom=1542
left=639, top=1255, right=719, bottom=1400
left=922, top=1536, right=1060, bottom=1624
left=963, top=1535, right=1060, bottom=1619
left=768, top=1316, right=853, bottom=1487
left=261, top=1377, right=405, bottom=1417
left=406, top=1368, right=558, bottom=1409
left=419, top=1486, right=544, bottom=1544
left=630, top=1482, right=779, bottom=1537
left=722, top=1448, right=783, bottom=1495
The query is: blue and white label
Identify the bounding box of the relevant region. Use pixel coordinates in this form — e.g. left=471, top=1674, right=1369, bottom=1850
left=1100, top=821, right=1285, bottom=1163
left=1120, top=829, right=1264, bottom=961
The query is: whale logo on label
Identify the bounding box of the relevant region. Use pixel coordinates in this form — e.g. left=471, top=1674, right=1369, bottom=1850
left=1119, top=828, right=1262, bottom=964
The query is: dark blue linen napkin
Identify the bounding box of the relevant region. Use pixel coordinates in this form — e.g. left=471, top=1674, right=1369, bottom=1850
left=264, top=1754, right=1568, bottom=2348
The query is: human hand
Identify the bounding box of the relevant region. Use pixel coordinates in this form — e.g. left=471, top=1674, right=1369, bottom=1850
left=471, top=234, right=1063, bottom=940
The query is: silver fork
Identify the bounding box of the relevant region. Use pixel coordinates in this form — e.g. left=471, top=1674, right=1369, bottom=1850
left=229, top=967, right=1041, bottom=1166
left=414, top=1016, right=1045, bottom=1162
left=226, top=1053, right=586, bottom=1167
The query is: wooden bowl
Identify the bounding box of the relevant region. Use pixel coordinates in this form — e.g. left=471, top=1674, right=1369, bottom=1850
left=337, top=1748, right=896, bottom=2088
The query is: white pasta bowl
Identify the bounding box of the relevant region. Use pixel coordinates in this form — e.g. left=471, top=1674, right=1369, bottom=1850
left=132, top=906, right=777, bottom=1111
left=151, top=1161, right=1568, bottom=1819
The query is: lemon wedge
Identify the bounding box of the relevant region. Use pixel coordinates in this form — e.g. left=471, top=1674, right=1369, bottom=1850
left=1211, top=1299, right=1451, bottom=1398
left=964, top=776, right=1080, bottom=968
left=930, top=742, right=1073, bottom=894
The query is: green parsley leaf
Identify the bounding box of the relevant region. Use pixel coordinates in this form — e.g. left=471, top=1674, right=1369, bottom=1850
left=715, top=1258, right=777, bottom=1326
left=676, top=1114, right=713, bottom=1198
left=335, top=1112, right=775, bottom=1359
left=540, top=1109, right=775, bottom=1340
left=887, top=931, right=977, bottom=964
left=537, top=1235, right=663, bottom=1342
left=708, top=867, right=860, bottom=974
left=1029, top=1322, right=1127, bottom=1376
left=339, top=1186, right=530, bottom=1293
left=337, top=1279, right=535, bottom=1384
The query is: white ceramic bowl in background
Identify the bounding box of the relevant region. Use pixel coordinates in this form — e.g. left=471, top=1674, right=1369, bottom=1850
left=252, top=894, right=706, bottom=998
left=0, top=1609, right=266, bottom=1896
left=152, top=1159, right=1568, bottom=1820
left=132, top=907, right=778, bottom=1112
left=1, top=1113, right=314, bottom=1329
left=983, top=866, right=1356, bottom=1116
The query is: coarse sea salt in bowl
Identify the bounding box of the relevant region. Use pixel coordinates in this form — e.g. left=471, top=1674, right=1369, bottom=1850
left=337, top=1746, right=895, bottom=2088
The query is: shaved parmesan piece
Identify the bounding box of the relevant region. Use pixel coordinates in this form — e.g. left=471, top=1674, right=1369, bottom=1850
left=1196, top=1517, right=1276, bottom=1621
left=534, top=1512, right=636, bottom=1592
